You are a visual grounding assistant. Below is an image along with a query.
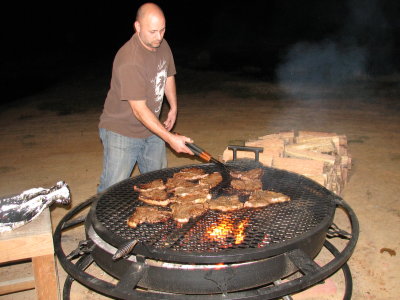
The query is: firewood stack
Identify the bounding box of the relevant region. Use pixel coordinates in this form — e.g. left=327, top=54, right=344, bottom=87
left=222, top=131, right=352, bottom=195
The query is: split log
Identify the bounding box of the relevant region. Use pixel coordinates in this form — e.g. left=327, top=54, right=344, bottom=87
left=285, top=145, right=337, bottom=165
left=221, top=130, right=351, bottom=195
left=245, top=137, right=285, bottom=157
left=272, top=157, right=325, bottom=177
left=258, top=131, right=295, bottom=144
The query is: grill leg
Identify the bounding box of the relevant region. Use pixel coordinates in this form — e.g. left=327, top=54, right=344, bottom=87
left=63, top=254, right=94, bottom=300
left=116, top=255, right=148, bottom=290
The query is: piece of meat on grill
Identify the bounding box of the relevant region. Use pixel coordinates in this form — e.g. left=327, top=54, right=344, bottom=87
left=207, top=195, right=244, bottom=212
left=172, top=167, right=209, bottom=180
left=170, top=202, right=209, bottom=224
left=231, top=178, right=262, bottom=191
left=138, top=189, right=171, bottom=206
left=127, top=206, right=172, bottom=228
left=133, top=179, right=166, bottom=192
left=230, top=168, right=263, bottom=180
left=171, top=192, right=211, bottom=204
left=165, top=177, right=198, bottom=192
left=199, top=172, right=223, bottom=188
left=173, top=184, right=211, bottom=198
left=244, top=190, right=290, bottom=208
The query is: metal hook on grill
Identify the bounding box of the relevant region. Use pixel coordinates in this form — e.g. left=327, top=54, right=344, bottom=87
left=66, top=239, right=95, bottom=260
left=327, top=223, right=352, bottom=240
left=112, top=239, right=139, bottom=261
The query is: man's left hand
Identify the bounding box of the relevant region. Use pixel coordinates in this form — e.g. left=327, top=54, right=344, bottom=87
left=163, top=109, right=177, bottom=131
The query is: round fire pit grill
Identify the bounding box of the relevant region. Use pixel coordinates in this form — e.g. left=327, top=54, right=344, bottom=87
left=54, top=159, right=359, bottom=299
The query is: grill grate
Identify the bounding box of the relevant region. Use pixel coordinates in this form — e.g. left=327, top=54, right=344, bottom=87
left=95, top=163, right=334, bottom=253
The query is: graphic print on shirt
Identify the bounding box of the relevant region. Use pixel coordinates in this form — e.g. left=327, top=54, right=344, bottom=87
left=152, top=60, right=167, bottom=113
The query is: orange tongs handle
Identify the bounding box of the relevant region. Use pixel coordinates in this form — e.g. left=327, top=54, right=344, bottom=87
left=185, top=142, right=212, bottom=162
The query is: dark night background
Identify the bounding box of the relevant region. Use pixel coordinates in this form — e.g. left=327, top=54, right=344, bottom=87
left=2, top=0, right=400, bottom=104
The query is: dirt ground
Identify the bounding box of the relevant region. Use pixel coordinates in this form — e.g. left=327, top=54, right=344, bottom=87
left=0, top=68, right=399, bottom=299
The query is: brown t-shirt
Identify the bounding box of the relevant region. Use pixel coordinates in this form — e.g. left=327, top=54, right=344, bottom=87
left=99, top=33, right=176, bottom=138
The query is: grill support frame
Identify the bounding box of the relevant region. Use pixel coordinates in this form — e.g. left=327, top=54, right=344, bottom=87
left=54, top=195, right=358, bottom=299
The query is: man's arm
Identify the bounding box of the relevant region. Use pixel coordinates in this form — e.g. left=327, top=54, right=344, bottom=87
left=128, top=99, right=193, bottom=154
left=163, top=75, right=177, bottom=131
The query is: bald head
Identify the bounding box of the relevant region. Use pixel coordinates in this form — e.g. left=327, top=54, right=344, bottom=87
left=136, top=2, right=164, bottom=23
left=134, top=2, right=166, bottom=51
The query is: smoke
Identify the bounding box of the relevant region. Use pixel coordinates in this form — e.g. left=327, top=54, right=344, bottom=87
left=277, top=41, right=367, bottom=84
left=276, top=0, right=394, bottom=98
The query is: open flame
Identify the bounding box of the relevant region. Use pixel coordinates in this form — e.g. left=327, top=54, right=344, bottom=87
left=205, top=215, right=249, bottom=246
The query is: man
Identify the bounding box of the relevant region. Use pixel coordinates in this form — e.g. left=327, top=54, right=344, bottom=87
left=98, top=2, right=193, bottom=193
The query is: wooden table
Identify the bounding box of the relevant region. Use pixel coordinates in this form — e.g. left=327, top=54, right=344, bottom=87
left=0, top=208, right=59, bottom=299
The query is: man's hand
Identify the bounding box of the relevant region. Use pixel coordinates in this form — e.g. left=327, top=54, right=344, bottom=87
left=167, top=133, right=194, bottom=155
left=163, top=108, right=177, bottom=131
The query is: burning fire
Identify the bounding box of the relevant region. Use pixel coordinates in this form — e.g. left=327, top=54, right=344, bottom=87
left=206, top=215, right=249, bottom=246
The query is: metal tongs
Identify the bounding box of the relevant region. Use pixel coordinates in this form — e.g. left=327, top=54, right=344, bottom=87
left=185, top=142, right=232, bottom=197
left=185, top=142, right=227, bottom=169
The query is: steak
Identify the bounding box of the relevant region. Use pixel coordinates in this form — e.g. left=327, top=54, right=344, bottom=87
left=165, top=177, right=197, bottom=192
left=230, top=168, right=263, bottom=180
left=171, top=193, right=211, bottom=204
left=173, top=185, right=211, bottom=198
left=138, top=189, right=171, bottom=207
left=231, top=179, right=262, bottom=191
left=230, top=168, right=263, bottom=191
left=207, top=195, right=244, bottom=212
left=127, top=206, right=172, bottom=228
left=134, top=179, right=165, bottom=192
left=244, top=190, right=290, bottom=208
left=170, top=202, right=209, bottom=224
left=172, top=167, right=209, bottom=180
left=199, top=172, right=223, bottom=188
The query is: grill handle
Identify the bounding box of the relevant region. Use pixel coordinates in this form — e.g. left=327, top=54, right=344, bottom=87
left=228, top=145, right=264, bottom=162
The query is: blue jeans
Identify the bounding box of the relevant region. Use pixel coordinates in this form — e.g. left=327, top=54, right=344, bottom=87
left=98, top=128, right=167, bottom=193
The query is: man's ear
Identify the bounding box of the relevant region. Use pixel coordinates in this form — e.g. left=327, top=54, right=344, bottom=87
left=134, top=21, right=140, bottom=33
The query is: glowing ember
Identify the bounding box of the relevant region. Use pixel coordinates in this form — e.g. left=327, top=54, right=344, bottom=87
left=235, top=219, right=248, bottom=244
left=206, top=215, right=249, bottom=246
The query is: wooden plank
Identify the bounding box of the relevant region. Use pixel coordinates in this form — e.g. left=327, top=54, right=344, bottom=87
left=0, top=209, right=54, bottom=263
left=32, top=254, right=59, bottom=300
left=0, top=276, right=35, bottom=295
left=245, top=138, right=284, bottom=157
left=289, top=140, right=336, bottom=153
left=297, top=131, right=338, bottom=138
left=272, top=157, right=325, bottom=176
left=285, top=145, right=336, bottom=165
left=257, top=131, right=295, bottom=143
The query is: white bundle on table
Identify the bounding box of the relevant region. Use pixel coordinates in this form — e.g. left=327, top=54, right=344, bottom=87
left=0, top=181, right=71, bottom=232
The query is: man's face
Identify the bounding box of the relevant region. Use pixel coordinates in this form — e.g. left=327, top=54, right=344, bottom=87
left=136, top=15, right=166, bottom=50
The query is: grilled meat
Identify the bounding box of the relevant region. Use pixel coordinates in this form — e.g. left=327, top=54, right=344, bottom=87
left=244, top=190, right=290, bottom=208
left=199, top=172, right=223, bottom=188
left=138, top=189, right=171, bottom=206
left=173, top=184, right=210, bottom=198
left=165, top=177, right=198, bottom=192
left=230, top=168, right=263, bottom=180
left=229, top=168, right=263, bottom=191
left=207, top=195, right=244, bottom=212
left=127, top=206, right=172, bottom=228
left=170, top=202, right=209, bottom=224
left=231, top=179, right=262, bottom=191
left=134, top=179, right=165, bottom=192
left=129, top=166, right=290, bottom=229
left=171, top=193, right=211, bottom=204
left=172, top=167, right=209, bottom=180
